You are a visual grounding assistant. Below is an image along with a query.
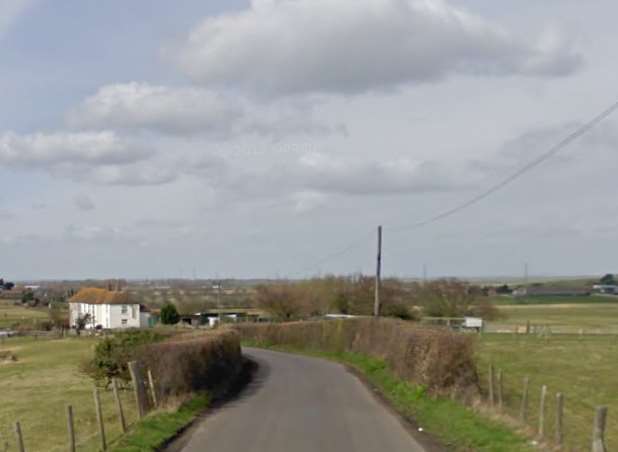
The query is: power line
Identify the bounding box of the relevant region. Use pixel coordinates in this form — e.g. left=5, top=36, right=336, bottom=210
left=294, top=98, right=618, bottom=274
left=296, top=228, right=375, bottom=275
left=390, top=99, right=618, bottom=232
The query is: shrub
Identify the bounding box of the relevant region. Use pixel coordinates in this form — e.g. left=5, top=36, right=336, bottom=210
left=254, top=284, right=302, bottom=320
left=139, top=329, right=242, bottom=401
left=161, top=303, right=180, bottom=325
left=82, top=330, right=165, bottom=386
left=236, top=318, right=478, bottom=394
left=410, top=279, right=499, bottom=320
left=253, top=275, right=411, bottom=319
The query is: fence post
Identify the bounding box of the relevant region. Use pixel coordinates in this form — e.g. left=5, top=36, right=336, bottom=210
left=592, top=406, right=608, bottom=452
left=526, top=320, right=531, bottom=335
left=147, top=369, right=158, bottom=408
left=497, top=369, right=503, bottom=413
left=556, top=392, right=564, bottom=447
left=93, top=387, right=107, bottom=451
left=112, top=378, right=127, bottom=433
left=538, top=385, right=547, bottom=438
left=488, top=364, right=495, bottom=407
left=128, top=361, right=147, bottom=418
left=66, top=405, right=76, bottom=452
left=520, top=376, right=529, bottom=422
left=14, top=422, right=25, bottom=452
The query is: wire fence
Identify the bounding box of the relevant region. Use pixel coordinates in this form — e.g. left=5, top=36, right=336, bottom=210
left=0, top=362, right=156, bottom=452
left=477, top=333, right=617, bottom=451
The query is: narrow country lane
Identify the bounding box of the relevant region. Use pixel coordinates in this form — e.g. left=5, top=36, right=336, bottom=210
left=173, top=348, right=427, bottom=452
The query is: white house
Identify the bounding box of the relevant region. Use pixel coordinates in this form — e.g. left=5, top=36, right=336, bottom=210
left=69, top=288, right=151, bottom=329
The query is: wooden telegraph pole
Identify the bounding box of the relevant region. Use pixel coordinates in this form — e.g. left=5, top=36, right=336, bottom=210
left=374, top=225, right=382, bottom=317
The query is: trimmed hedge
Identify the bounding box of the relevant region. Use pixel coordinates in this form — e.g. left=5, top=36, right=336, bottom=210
left=139, top=329, right=242, bottom=401
left=236, top=318, right=478, bottom=394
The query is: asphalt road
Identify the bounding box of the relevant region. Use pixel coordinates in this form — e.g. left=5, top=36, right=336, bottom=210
left=174, top=348, right=426, bottom=452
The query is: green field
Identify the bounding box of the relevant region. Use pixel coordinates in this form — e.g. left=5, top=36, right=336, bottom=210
left=0, top=302, right=49, bottom=329
left=0, top=337, right=138, bottom=452
left=495, top=303, right=618, bottom=330
left=477, top=334, right=618, bottom=451
left=490, top=295, right=614, bottom=305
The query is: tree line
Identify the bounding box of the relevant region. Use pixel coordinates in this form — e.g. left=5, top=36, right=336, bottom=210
left=253, top=276, right=499, bottom=321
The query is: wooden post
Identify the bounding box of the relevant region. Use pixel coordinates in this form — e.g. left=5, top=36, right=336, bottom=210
left=520, top=376, right=529, bottom=422
left=373, top=225, right=382, bottom=317
left=555, top=393, right=564, bottom=447
left=538, top=385, right=547, bottom=438
left=112, top=378, right=127, bottom=433
left=526, top=320, right=531, bottom=335
left=128, top=361, right=147, bottom=418
left=497, top=369, right=503, bottom=413
left=66, top=405, right=76, bottom=452
left=592, top=406, right=608, bottom=452
left=93, top=388, right=107, bottom=450
left=14, top=422, right=25, bottom=452
left=488, top=364, right=495, bottom=406
left=147, top=369, right=158, bottom=408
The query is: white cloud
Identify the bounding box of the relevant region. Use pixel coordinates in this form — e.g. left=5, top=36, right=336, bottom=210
left=177, top=0, right=582, bottom=97
left=0, top=131, right=148, bottom=167
left=68, top=82, right=345, bottom=138
left=67, top=83, right=243, bottom=137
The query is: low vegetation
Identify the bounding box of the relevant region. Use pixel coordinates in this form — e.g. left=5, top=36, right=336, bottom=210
left=0, top=336, right=138, bottom=452
left=109, top=329, right=244, bottom=451
left=477, top=333, right=618, bottom=451
left=495, top=303, right=618, bottom=330
left=254, top=276, right=499, bottom=321
left=236, top=318, right=478, bottom=393
left=81, top=330, right=166, bottom=386
left=139, top=329, right=242, bottom=400
left=110, top=394, right=211, bottom=452
left=0, top=328, right=243, bottom=452
left=0, top=301, right=50, bottom=330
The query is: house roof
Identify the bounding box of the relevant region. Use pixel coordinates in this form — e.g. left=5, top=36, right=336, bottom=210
left=69, top=288, right=131, bottom=305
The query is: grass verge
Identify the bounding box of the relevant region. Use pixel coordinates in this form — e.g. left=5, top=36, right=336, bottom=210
left=109, top=394, right=210, bottom=452
left=244, top=341, right=533, bottom=452
left=477, top=333, right=618, bottom=450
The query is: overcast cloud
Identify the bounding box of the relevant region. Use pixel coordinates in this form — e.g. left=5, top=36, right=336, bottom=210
left=1, top=0, right=617, bottom=280
left=177, top=0, right=582, bottom=96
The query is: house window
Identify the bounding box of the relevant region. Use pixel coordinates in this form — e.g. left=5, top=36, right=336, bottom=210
left=121, top=305, right=128, bottom=314
left=121, top=319, right=128, bottom=326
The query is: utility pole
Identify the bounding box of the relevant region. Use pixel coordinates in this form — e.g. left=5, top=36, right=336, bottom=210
left=423, top=263, right=427, bottom=284
left=374, top=225, right=382, bottom=317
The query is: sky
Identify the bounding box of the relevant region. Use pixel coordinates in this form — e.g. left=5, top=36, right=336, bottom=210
left=0, top=0, right=617, bottom=280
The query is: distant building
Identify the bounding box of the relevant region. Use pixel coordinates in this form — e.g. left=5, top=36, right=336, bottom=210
left=592, top=284, right=618, bottom=294
left=69, top=288, right=152, bottom=329
left=513, top=286, right=590, bottom=297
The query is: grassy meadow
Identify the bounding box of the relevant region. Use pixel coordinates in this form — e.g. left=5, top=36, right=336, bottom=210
left=477, top=334, right=618, bottom=451
left=0, top=301, right=49, bottom=329
left=495, top=302, right=618, bottom=331
left=0, top=336, right=138, bottom=452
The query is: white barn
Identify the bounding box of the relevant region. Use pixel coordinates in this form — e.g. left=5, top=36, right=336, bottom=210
left=69, top=288, right=151, bottom=330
